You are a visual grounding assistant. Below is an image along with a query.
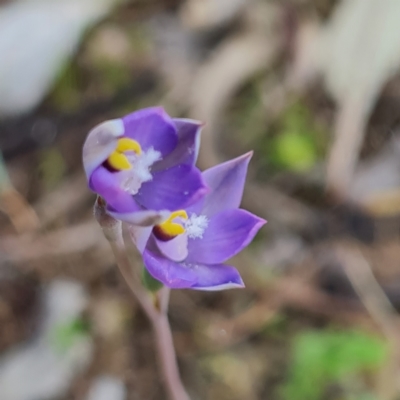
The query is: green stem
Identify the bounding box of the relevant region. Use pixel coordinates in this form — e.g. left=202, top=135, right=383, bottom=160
left=94, top=197, right=190, bottom=400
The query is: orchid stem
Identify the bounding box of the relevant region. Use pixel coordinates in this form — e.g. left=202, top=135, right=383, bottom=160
left=94, top=198, right=190, bottom=400
left=153, top=287, right=190, bottom=400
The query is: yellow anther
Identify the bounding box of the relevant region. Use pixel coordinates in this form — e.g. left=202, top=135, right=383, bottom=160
left=107, top=138, right=142, bottom=171
left=108, top=152, right=131, bottom=170
left=157, top=210, right=188, bottom=237
left=116, top=138, right=142, bottom=155
left=169, top=210, right=188, bottom=220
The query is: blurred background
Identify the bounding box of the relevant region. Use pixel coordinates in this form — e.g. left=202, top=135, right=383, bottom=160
left=1, top=0, right=400, bottom=399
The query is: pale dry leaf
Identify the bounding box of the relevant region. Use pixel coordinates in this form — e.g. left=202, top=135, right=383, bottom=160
left=0, top=0, right=121, bottom=117
left=180, top=0, right=250, bottom=31
left=0, top=281, right=93, bottom=400
left=349, top=135, right=400, bottom=216
left=150, top=14, right=199, bottom=105
left=189, top=9, right=283, bottom=167
left=291, top=0, right=400, bottom=197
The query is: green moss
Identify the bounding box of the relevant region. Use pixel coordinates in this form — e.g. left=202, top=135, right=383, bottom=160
left=270, top=131, right=317, bottom=172
left=269, top=102, right=325, bottom=172
left=51, top=318, right=90, bottom=353
left=280, top=329, right=387, bottom=400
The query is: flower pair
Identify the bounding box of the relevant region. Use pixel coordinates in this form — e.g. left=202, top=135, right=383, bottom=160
left=83, top=107, right=265, bottom=290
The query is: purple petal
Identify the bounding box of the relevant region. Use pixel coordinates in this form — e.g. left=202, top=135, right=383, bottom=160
left=90, top=166, right=138, bottom=213
left=108, top=207, right=170, bottom=227
left=90, top=166, right=170, bottom=225
left=200, top=152, right=253, bottom=217
left=153, top=118, right=202, bottom=172
left=143, top=249, right=197, bottom=289
left=122, top=107, right=178, bottom=157
left=135, top=165, right=208, bottom=211
left=155, top=234, right=188, bottom=262
left=82, top=119, right=124, bottom=178
left=190, top=264, right=244, bottom=291
left=174, top=118, right=202, bottom=164
left=186, top=209, right=266, bottom=264
left=143, top=250, right=244, bottom=290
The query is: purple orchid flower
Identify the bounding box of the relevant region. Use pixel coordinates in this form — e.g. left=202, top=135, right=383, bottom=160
left=82, top=107, right=208, bottom=226
left=131, top=152, right=266, bottom=290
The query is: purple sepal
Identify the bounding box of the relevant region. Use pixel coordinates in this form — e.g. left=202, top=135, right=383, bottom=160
left=143, top=249, right=244, bottom=290
left=135, top=164, right=208, bottom=211
left=153, top=118, right=202, bottom=171
left=186, top=209, right=266, bottom=264
left=195, top=152, right=253, bottom=217
left=122, top=107, right=178, bottom=156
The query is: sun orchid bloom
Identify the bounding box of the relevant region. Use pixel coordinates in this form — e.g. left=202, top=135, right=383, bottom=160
left=83, top=107, right=208, bottom=226
left=131, top=152, right=266, bottom=290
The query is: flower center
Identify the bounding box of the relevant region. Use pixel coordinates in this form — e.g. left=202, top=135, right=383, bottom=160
left=107, top=138, right=161, bottom=195
left=153, top=210, right=208, bottom=241
left=153, top=210, right=188, bottom=241
left=107, top=138, right=142, bottom=170
left=184, top=213, right=208, bottom=239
